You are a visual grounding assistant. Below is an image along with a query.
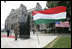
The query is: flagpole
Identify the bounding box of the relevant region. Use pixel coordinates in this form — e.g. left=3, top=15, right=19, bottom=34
left=35, top=26, right=40, bottom=47
left=54, top=22, right=56, bottom=35
left=36, top=31, right=40, bottom=45
left=36, top=31, right=41, bottom=48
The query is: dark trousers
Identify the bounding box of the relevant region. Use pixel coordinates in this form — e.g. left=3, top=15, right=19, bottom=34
left=7, top=32, right=9, bottom=37
left=33, top=30, right=35, bottom=34
left=15, top=33, right=18, bottom=40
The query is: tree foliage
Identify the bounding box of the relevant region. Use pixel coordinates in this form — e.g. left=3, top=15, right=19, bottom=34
left=46, top=1, right=71, bottom=25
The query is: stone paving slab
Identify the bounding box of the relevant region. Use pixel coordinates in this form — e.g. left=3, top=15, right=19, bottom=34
left=1, top=33, right=57, bottom=48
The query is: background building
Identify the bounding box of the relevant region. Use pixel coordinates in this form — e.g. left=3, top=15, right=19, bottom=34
left=5, top=3, right=46, bottom=31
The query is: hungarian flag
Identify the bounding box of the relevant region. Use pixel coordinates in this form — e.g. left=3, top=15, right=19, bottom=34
left=32, top=6, right=67, bottom=25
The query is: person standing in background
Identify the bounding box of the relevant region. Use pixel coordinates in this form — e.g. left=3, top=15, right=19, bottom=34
left=14, top=24, right=19, bottom=41
left=10, top=29, right=13, bottom=36
left=7, top=29, right=10, bottom=37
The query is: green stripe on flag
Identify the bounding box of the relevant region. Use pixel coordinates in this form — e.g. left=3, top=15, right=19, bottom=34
left=34, top=19, right=65, bottom=25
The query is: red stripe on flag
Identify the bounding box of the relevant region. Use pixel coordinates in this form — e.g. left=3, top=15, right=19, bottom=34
left=33, top=6, right=66, bottom=15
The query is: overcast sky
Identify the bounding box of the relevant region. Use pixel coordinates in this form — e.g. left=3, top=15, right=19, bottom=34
left=1, top=1, right=46, bottom=29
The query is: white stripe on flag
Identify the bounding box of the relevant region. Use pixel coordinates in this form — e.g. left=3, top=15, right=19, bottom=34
left=33, top=12, right=66, bottom=20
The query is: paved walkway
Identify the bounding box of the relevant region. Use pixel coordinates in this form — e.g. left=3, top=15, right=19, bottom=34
left=1, top=32, right=58, bottom=48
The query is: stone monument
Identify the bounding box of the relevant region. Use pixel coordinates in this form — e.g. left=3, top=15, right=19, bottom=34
left=18, top=14, right=30, bottom=38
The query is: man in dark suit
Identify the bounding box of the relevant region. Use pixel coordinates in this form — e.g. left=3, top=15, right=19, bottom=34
left=7, top=29, right=10, bottom=37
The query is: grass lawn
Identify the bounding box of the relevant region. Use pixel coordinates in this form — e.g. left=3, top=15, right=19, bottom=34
left=44, top=36, right=71, bottom=48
